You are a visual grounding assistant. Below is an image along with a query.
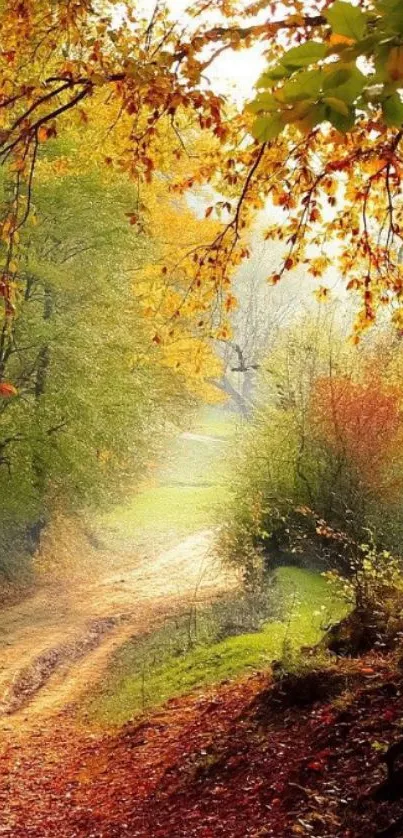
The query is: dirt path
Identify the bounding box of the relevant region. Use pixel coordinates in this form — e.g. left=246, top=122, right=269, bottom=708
left=0, top=529, right=237, bottom=733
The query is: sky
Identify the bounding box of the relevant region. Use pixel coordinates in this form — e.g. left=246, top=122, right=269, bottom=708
left=201, top=44, right=267, bottom=103
left=143, top=0, right=268, bottom=104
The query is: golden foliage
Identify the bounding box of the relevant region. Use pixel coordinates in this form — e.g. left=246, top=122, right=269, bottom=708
left=0, top=0, right=402, bottom=352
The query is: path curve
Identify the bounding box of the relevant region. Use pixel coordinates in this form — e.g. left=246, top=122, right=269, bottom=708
left=0, top=530, right=237, bottom=733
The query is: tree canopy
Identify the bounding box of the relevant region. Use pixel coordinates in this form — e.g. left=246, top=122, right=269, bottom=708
left=0, top=0, right=403, bottom=385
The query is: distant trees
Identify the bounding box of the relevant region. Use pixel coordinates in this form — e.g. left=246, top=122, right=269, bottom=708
left=211, top=238, right=307, bottom=415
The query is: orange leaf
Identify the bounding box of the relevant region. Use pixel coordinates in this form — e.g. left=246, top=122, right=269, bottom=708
left=0, top=382, right=17, bottom=397
left=329, top=33, right=355, bottom=46
left=37, top=126, right=49, bottom=143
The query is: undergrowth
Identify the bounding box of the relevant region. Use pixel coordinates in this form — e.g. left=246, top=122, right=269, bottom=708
left=82, top=566, right=347, bottom=728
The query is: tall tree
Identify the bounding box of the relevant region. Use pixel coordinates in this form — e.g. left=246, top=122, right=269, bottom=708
left=0, top=158, right=198, bottom=581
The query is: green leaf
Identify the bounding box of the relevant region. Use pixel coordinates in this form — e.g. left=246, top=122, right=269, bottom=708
left=323, top=96, right=350, bottom=115
left=376, top=0, right=403, bottom=28
left=257, top=66, right=288, bottom=87
left=374, top=44, right=394, bottom=82
left=388, top=16, right=403, bottom=35
left=307, top=103, right=328, bottom=129
left=351, top=34, right=377, bottom=55
left=322, top=65, right=366, bottom=103
left=323, top=67, right=351, bottom=89
left=327, top=104, right=356, bottom=131
left=252, top=114, right=284, bottom=142
left=246, top=92, right=279, bottom=114
left=326, top=1, right=368, bottom=41
left=376, top=0, right=402, bottom=11
left=281, top=99, right=316, bottom=123
left=281, top=42, right=328, bottom=69
left=283, top=102, right=327, bottom=132
left=281, top=70, right=323, bottom=103
left=382, top=92, right=403, bottom=126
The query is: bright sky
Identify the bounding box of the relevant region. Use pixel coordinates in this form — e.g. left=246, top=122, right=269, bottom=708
left=140, top=0, right=267, bottom=104
left=203, top=44, right=267, bottom=103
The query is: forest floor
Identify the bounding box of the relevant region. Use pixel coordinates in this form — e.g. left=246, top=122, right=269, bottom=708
left=3, top=409, right=402, bottom=837
left=2, top=648, right=403, bottom=837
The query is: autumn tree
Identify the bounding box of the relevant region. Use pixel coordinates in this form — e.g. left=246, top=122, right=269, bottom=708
left=310, top=375, right=401, bottom=494
left=1, top=0, right=403, bottom=378
left=219, top=308, right=403, bottom=573
left=0, top=151, right=201, bottom=583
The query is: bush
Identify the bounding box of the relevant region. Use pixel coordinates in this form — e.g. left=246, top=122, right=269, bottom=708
left=323, top=545, right=403, bottom=654
left=219, top=310, right=403, bottom=581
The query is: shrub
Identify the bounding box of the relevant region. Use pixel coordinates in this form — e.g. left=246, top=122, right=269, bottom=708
left=219, top=311, right=403, bottom=580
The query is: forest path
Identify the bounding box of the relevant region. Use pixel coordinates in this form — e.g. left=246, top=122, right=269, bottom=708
left=0, top=529, right=236, bottom=733
left=0, top=410, right=238, bottom=735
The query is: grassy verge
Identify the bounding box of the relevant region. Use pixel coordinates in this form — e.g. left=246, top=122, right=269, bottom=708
left=82, top=567, right=348, bottom=729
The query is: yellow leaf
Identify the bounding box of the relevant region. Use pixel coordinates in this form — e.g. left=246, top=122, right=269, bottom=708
left=314, top=286, right=330, bottom=302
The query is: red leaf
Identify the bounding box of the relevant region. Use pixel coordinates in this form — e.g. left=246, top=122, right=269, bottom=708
left=307, top=761, right=323, bottom=772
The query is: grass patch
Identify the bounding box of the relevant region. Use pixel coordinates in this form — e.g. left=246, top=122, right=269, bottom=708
left=102, top=484, right=229, bottom=547
left=191, top=407, right=238, bottom=439
left=159, top=437, right=230, bottom=488
left=82, top=567, right=348, bottom=729
left=99, top=409, right=236, bottom=551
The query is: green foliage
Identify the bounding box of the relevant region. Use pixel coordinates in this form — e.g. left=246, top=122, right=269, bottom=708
left=383, top=92, right=403, bottom=126
left=322, top=544, right=403, bottom=655
left=326, top=1, right=367, bottom=41
left=327, top=543, right=403, bottom=614
left=249, top=0, right=403, bottom=139
left=0, top=166, right=194, bottom=582
left=219, top=311, right=403, bottom=577
left=282, top=43, right=328, bottom=69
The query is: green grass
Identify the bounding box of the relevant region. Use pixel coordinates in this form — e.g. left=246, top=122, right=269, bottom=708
left=191, top=407, right=238, bottom=439
left=159, top=437, right=229, bottom=488
left=103, top=484, right=229, bottom=545
left=99, top=408, right=236, bottom=550
left=82, top=567, right=348, bottom=729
